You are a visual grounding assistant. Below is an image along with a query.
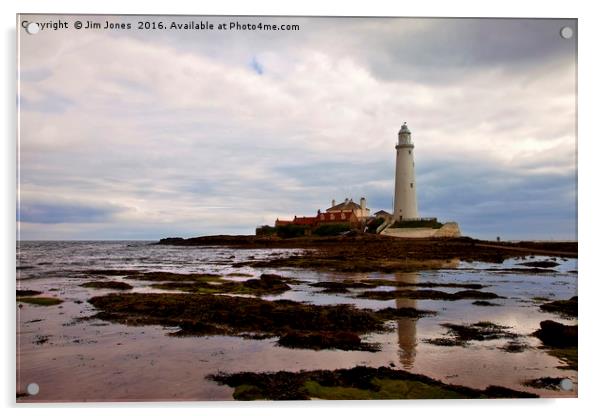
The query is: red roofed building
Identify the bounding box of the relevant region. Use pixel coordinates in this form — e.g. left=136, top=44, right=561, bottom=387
left=326, top=197, right=370, bottom=219
left=317, top=210, right=360, bottom=226
left=292, top=216, right=319, bottom=227
left=272, top=197, right=369, bottom=235
left=275, top=216, right=318, bottom=227
left=274, top=219, right=293, bottom=227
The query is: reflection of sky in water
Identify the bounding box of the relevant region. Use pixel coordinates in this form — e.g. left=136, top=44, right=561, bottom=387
left=17, top=242, right=577, bottom=401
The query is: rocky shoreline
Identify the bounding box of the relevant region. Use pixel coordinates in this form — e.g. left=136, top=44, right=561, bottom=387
left=158, top=234, right=576, bottom=254
left=158, top=235, right=577, bottom=274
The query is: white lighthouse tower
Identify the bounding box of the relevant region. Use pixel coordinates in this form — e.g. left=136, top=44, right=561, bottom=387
left=393, top=122, right=418, bottom=221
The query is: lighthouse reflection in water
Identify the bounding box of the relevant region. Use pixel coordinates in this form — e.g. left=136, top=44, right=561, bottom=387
left=394, top=272, right=419, bottom=369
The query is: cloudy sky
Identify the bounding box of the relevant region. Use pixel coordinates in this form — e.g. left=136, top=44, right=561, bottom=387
left=17, top=16, right=577, bottom=240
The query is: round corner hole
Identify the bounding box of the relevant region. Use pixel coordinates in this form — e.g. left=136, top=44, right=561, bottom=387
left=560, top=26, right=573, bottom=40
left=26, top=383, right=39, bottom=395
left=560, top=378, right=573, bottom=391
left=26, top=22, right=40, bottom=35
left=25, top=22, right=40, bottom=35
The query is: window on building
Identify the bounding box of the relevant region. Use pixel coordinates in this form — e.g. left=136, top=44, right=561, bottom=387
left=410, top=183, right=413, bottom=188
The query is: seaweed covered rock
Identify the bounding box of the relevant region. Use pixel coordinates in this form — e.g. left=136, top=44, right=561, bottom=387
left=16, top=289, right=42, bottom=297
left=89, top=293, right=383, bottom=351
left=277, top=331, right=374, bottom=351
left=208, top=366, right=538, bottom=400
left=539, top=296, right=577, bottom=318
left=81, top=281, right=133, bottom=290
left=357, top=289, right=502, bottom=301
left=533, top=320, right=577, bottom=348
left=241, top=274, right=292, bottom=294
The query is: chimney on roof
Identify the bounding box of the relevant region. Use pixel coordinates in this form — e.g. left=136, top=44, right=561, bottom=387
left=360, top=197, right=366, bottom=212
left=345, top=198, right=349, bottom=203
left=332, top=199, right=336, bottom=207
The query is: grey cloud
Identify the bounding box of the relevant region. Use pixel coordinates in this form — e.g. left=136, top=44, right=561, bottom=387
left=18, top=201, right=127, bottom=224
left=417, top=160, right=576, bottom=239
left=120, top=17, right=576, bottom=84
left=19, top=91, right=74, bottom=113
left=365, top=19, right=576, bottom=81
left=20, top=67, right=53, bottom=82
left=273, top=160, right=392, bottom=187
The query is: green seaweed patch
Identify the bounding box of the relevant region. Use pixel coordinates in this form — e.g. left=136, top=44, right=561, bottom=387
left=231, top=384, right=265, bottom=400
left=356, top=289, right=502, bottom=301
left=522, top=377, right=566, bottom=390
left=208, top=366, right=537, bottom=400
left=539, top=296, right=577, bottom=318
left=302, top=379, right=468, bottom=400
left=545, top=346, right=578, bottom=371
left=88, top=292, right=395, bottom=351
left=17, top=297, right=63, bottom=306
left=305, top=377, right=500, bottom=400
left=81, top=281, right=133, bottom=290
left=16, top=289, right=42, bottom=297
